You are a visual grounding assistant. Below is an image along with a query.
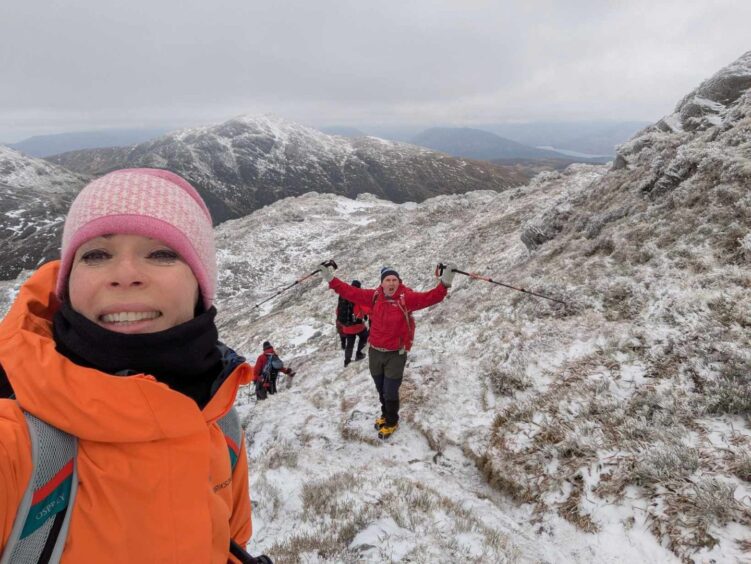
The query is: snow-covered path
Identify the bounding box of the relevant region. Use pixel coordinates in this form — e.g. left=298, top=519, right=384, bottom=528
left=235, top=336, right=677, bottom=563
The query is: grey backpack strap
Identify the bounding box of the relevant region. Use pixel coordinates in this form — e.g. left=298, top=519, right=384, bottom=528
left=1, top=412, right=78, bottom=564
left=217, top=407, right=242, bottom=471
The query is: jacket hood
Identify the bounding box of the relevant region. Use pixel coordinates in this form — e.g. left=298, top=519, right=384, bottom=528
left=0, top=261, right=251, bottom=442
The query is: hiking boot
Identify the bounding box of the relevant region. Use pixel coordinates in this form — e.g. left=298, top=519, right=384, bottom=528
left=355, top=352, right=366, bottom=361
left=344, top=358, right=351, bottom=367
left=374, top=416, right=386, bottom=430
left=378, top=424, right=398, bottom=439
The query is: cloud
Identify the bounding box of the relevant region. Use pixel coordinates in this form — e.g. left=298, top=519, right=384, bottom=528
left=1, top=0, right=749, bottom=140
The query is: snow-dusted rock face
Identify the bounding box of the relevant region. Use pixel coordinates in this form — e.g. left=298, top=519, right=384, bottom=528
left=0, top=145, right=87, bottom=192
left=672, top=50, right=751, bottom=133
left=0, top=146, right=88, bottom=278
left=47, top=115, right=527, bottom=223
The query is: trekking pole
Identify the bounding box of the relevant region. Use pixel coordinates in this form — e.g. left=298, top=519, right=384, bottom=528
left=254, top=260, right=338, bottom=308
left=437, top=263, right=567, bottom=305
left=230, top=539, right=273, bottom=563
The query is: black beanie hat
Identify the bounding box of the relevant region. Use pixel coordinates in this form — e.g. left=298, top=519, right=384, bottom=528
left=380, top=267, right=400, bottom=282
left=262, top=341, right=272, bottom=350
left=351, top=279, right=362, bottom=288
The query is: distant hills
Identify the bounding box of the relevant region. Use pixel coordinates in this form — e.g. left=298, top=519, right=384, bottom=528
left=480, top=121, right=650, bottom=156
left=1, top=115, right=526, bottom=279
left=44, top=115, right=527, bottom=224
left=8, top=128, right=170, bottom=157
left=7, top=121, right=647, bottom=161
left=409, top=127, right=611, bottom=162
left=317, top=120, right=649, bottom=157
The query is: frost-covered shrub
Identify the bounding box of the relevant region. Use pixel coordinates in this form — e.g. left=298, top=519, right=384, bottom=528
left=601, top=279, right=645, bottom=321
left=731, top=450, right=751, bottom=482
left=741, top=232, right=751, bottom=262
left=301, top=471, right=358, bottom=520
left=703, top=357, right=751, bottom=416
left=268, top=528, right=348, bottom=562
left=689, top=478, right=740, bottom=527
left=520, top=207, right=571, bottom=251
left=716, top=221, right=748, bottom=263
left=481, top=350, right=530, bottom=397
left=261, top=440, right=299, bottom=470
left=633, top=443, right=699, bottom=484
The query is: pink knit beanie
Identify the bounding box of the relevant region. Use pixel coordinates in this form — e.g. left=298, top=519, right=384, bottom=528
left=56, top=168, right=216, bottom=309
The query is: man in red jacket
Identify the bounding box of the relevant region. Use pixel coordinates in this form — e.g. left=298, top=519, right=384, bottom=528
left=321, top=264, right=455, bottom=438
left=253, top=341, right=295, bottom=400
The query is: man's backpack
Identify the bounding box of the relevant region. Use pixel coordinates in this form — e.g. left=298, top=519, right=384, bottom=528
left=336, top=297, right=355, bottom=326
left=0, top=368, right=243, bottom=564
left=260, top=353, right=283, bottom=383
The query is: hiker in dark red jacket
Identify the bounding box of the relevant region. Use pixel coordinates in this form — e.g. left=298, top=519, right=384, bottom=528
left=253, top=341, right=295, bottom=400
left=336, top=280, right=371, bottom=367
left=321, top=264, right=455, bottom=439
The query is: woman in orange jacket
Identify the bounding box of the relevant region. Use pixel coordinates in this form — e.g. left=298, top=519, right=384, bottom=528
left=0, top=169, right=258, bottom=563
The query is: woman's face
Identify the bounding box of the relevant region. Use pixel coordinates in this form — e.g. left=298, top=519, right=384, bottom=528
left=68, top=234, right=199, bottom=334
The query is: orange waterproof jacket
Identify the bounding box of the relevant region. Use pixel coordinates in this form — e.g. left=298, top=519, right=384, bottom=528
left=0, top=262, right=253, bottom=563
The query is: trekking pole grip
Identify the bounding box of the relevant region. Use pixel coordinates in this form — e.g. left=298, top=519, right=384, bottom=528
left=321, top=259, right=338, bottom=270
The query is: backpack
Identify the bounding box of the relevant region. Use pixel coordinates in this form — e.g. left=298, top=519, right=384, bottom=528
left=336, top=297, right=356, bottom=326
left=0, top=368, right=243, bottom=564
left=260, top=353, right=283, bottom=383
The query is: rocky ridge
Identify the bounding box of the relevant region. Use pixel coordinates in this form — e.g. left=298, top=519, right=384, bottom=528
left=47, top=115, right=528, bottom=223
left=0, top=146, right=88, bottom=278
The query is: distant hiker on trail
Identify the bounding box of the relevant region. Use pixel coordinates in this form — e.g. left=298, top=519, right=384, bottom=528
left=336, top=279, right=370, bottom=367
left=320, top=263, right=455, bottom=439
left=0, top=168, right=267, bottom=563
left=253, top=341, right=295, bottom=400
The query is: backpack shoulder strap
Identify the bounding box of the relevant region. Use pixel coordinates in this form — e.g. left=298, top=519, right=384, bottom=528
left=217, top=407, right=242, bottom=472
left=1, top=412, right=78, bottom=564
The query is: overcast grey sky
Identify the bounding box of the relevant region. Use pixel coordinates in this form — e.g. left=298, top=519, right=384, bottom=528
left=1, top=0, right=749, bottom=142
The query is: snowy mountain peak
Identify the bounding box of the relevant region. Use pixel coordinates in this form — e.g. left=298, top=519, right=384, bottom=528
left=0, top=145, right=87, bottom=193
left=664, top=49, right=751, bottom=133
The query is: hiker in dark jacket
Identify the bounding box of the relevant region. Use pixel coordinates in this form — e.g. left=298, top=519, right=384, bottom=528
left=253, top=341, right=295, bottom=399
left=336, top=280, right=370, bottom=367
left=321, top=264, right=455, bottom=439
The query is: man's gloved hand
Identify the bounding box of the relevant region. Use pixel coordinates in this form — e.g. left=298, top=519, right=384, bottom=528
left=319, top=262, right=335, bottom=283
left=437, top=263, right=457, bottom=287
left=288, top=370, right=296, bottom=378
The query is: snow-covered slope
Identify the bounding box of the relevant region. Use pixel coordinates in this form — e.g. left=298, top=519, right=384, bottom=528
left=47, top=115, right=528, bottom=223
left=0, top=145, right=87, bottom=192
left=204, top=161, right=746, bottom=561
left=1, top=51, right=749, bottom=564
left=203, top=51, right=751, bottom=563
left=0, top=146, right=88, bottom=278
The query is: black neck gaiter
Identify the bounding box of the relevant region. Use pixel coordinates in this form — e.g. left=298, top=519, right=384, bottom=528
left=52, top=302, right=223, bottom=408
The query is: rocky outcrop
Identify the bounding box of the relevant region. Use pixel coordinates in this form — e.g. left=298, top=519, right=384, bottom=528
left=0, top=147, right=88, bottom=279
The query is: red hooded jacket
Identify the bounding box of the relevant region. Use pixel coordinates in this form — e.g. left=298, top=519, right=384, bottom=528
left=329, top=277, right=447, bottom=351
